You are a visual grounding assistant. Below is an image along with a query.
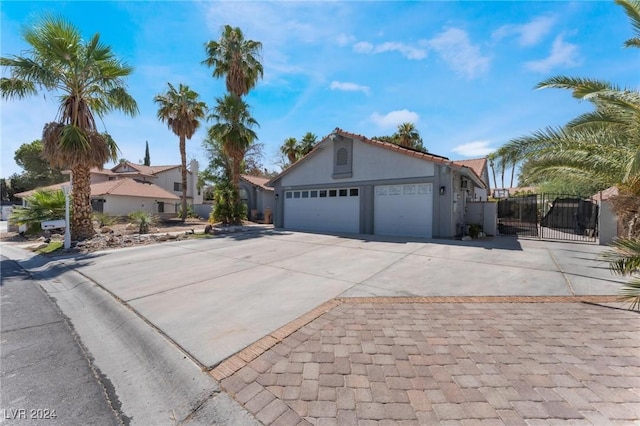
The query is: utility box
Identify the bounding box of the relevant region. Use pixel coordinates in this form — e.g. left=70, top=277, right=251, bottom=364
left=41, top=219, right=66, bottom=230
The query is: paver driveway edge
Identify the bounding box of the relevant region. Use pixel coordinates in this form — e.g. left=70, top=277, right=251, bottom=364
left=210, top=295, right=622, bottom=382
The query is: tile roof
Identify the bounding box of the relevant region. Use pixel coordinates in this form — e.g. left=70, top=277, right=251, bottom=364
left=16, top=179, right=180, bottom=200
left=453, top=158, right=487, bottom=181
left=593, top=186, right=619, bottom=200
left=240, top=174, right=273, bottom=191
left=90, top=179, right=179, bottom=199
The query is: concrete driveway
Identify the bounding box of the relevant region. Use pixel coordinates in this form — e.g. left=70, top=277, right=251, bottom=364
left=67, top=230, right=625, bottom=370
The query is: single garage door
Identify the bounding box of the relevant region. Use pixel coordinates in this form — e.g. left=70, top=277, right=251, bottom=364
left=284, top=188, right=360, bottom=233
left=374, top=183, right=433, bottom=238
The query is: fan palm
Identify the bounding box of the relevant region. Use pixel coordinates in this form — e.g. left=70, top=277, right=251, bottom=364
left=9, top=189, right=66, bottom=233
left=208, top=94, right=259, bottom=190
left=280, top=137, right=299, bottom=164
left=202, top=25, right=263, bottom=98
left=394, top=122, right=426, bottom=151
left=1, top=15, right=138, bottom=239
left=154, top=83, right=207, bottom=221
left=299, top=132, right=318, bottom=156
left=601, top=238, right=640, bottom=311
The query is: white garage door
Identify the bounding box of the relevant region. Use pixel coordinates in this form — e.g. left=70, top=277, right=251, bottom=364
left=284, top=188, right=360, bottom=233
left=374, top=184, right=433, bottom=238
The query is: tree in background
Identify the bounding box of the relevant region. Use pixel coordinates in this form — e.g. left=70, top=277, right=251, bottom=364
left=299, top=132, right=318, bottom=156
left=202, top=25, right=263, bottom=99
left=280, top=137, right=299, bottom=165
left=373, top=123, right=427, bottom=152
left=202, top=25, right=263, bottom=223
left=144, top=140, right=151, bottom=166
left=1, top=14, right=138, bottom=239
left=154, top=82, right=207, bottom=221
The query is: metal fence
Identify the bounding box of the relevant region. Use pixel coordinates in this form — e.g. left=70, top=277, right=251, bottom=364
left=497, top=193, right=598, bottom=243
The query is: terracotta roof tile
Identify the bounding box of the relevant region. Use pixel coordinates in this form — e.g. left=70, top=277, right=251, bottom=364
left=90, top=178, right=180, bottom=199
left=15, top=183, right=69, bottom=198
left=453, top=158, right=487, bottom=179
left=240, top=174, right=273, bottom=191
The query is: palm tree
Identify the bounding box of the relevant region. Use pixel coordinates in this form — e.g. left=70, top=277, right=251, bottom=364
left=487, top=152, right=498, bottom=191
left=616, top=0, right=640, bottom=48
left=393, top=122, right=426, bottom=151
left=9, top=189, right=66, bottom=233
left=299, top=132, right=318, bottom=156
left=202, top=25, right=263, bottom=98
left=602, top=238, right=640, bottom=311
left=208, top=94, right=259, bottom=191
left=280, top=137, right=299, bottom=164
left=154, top=83, right=207, bottom=221
left=1, top=14, right=138, bottom=239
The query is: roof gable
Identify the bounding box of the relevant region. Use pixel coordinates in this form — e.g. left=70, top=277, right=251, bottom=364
left=240, top=174, right=273, bottom=191
left=268, top=128, right=486, bottom=189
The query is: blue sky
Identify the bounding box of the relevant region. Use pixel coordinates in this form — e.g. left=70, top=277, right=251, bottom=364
left=1, top=1, right=638, bottom=186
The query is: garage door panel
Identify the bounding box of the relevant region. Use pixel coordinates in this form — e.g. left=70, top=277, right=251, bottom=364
left=284, top=189, right=359, bottom=233
left=374, top=184, right=432, bottom=238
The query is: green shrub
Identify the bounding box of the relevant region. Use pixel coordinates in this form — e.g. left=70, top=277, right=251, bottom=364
left=9, top=189, right=66, bottom=234
left=210, top=182, right=246, bottom=225
left=93, top=212, right=117, bottom=227
left=177, top=203, right=199, bottom=219
left=128, top=210, right=156, bottom=234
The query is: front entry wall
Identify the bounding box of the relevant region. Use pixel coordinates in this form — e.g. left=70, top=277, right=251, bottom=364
left=284, top=188, right=360, bottom=233
left=374, top=184, right=433, bottom=238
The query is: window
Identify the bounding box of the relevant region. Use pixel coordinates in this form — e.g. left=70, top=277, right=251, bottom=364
left=157, top=201, right=165, bottom=213
left=293, top=191, right=301, bottom=198
left=302, top=191, right=309, bottom=198
left=350, top=188, right=359, bottom=197
left=310, top=190, right=318, bottom=198
left=319, top=190, right=327, bottom=198
left=329, top=189, right=337, bottom=197
left=286, top=192, right=292, bottom=199
left=339, top=189, right=348, bottom=197
left=173, top=182, right=182, bottom=191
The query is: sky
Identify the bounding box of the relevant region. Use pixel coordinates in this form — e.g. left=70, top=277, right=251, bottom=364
left=1, top=1, right=639, bottom=187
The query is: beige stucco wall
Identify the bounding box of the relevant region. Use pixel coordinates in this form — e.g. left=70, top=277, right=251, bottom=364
left=99, top=195, right=178, bottom=216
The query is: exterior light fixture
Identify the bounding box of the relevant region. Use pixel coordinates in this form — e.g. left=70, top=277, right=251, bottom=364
left=439, top=186, right=446, bottom=195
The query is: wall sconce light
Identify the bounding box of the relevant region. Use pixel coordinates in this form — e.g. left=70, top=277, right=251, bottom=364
left=275, top=193, right=279, bottom=199
left=439, top=186, right=446, bottom=195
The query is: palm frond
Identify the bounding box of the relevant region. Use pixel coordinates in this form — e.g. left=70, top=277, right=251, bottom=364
left=618, top=279, right=640, bottom=311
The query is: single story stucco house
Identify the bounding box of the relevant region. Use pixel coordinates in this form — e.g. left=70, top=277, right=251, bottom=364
left=267, top=128, right=490, bottom=239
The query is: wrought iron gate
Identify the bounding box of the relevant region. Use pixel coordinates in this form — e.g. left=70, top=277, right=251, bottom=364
left=497, top=194, right=598, bottom=243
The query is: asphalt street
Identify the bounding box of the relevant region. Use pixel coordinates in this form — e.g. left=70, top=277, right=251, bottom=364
left=0, top=255, right=122, bottom=425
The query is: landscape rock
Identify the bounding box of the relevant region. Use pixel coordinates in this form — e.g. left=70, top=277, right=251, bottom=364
left=100, top=226, right=113, bottom=234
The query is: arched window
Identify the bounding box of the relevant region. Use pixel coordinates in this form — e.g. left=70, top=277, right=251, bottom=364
left=336, top=148, right=348, bottom=166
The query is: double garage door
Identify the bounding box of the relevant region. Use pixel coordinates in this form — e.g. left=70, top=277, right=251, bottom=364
left=284, top=183, right=433, bottom=238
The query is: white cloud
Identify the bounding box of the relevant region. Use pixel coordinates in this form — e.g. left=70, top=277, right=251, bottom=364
left=451, top=141, right=495, bottom=157
left=353, top=41, right=374, bottom=54
left=370, top=110, right=419, bottom=128
left=329, top=81, right=370, bottom=95
left=493, top=15, right=556, bottom=46
left=427, top=28, right=490, bottom=79
left=525, top=34, right=580, bottom=73
left=352, top=41, right=427, bottom=60
left=336, top=33, right=355, bottom=46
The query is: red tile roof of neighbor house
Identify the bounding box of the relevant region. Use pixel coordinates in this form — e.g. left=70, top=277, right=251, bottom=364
left=16, top=179, right=179, bottom=200
left=91, top=179, right=179, bottom=199
left=268, top=128, right=486, bottom=188
left=594, top=186, right=619, bottom=201
left=454, top=158, right=487, bottom=180
left=240, top=174, right=273, bottom=191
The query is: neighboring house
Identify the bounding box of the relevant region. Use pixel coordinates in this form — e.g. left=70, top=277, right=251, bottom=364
left=15, top=160, right=202, bottom=217
left=267, top=128, right=489, bottom=238
left=455, top=158, right=490, bottom=201
left=239, top=174, right=275, bottom=223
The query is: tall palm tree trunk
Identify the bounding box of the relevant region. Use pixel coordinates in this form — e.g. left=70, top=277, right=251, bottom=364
left=180, top=136, right=188, bottom=221
left=71, top=164, right=94, bottom=239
